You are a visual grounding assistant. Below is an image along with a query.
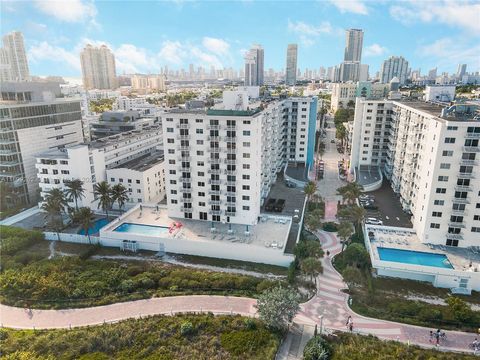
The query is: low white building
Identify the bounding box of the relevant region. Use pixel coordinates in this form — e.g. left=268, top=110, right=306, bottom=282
left=425, top=85, right=456, bottom=102
left=107, top=151, right=165, bottom=208
left=330, top=81, right=390, bottom=112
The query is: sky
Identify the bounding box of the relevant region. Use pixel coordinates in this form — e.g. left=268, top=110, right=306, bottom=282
left=1, top=0, right=480, bottom=78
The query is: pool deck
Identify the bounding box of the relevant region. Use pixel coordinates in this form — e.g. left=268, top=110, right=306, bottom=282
left=366, top=225, right=480, bottom=273
left=103, top=205, right=292, bottom=252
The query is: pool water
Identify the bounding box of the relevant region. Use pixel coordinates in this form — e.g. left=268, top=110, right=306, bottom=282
left=377, top=247, right=454, bottom=269
left=78, top=218, right=110, bottom=235
left=114, top=223, right=170, bottom=236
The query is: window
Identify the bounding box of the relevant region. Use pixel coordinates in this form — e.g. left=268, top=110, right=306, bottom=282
left=242, top=195, right=250, bottom=200
left=438, top=176, right=449, bottom=182
left=447, top=126, right=458, bottom=130
left=439, top=163, right=450, bottom=169
left=199, top=202, right=205, bottom=207
left=432, top=212, right=442, bottom=217
left=243, top=164, right=250, bottom=169
left=167, top=138, right=174, bottom=144
left=196, top=129, right=203, bottom=134
left=442, top=150, right=453, bottom=157
left=243, top=130, right=251, bottom=136
left=434, top=200, right=445, bottom=205
left=137, top=189, right=141, bottom=193
left=110, top=178, right=115, bottom=182
left=474, top=215, right=480, bottom=221
left=169, top=159, right=175, bottom=164
left=195, top=119, right=203, bottom=123
left=243, top=153, right=250, bottom=158
left=136, top=180, right=140, bottom=184
left=472, top=227, right=480, bottom=233
left=430, top=223, right=440, bottom=229
left=242, top=175, right=250, bottom=180
left=170, top=190, right=177, bottom=194
left=167, top=127, right=174, bottom=133
left=168, top=149, right=175, bottom=154
left=243, top=142, right=250, bottom=147
left=170, top=180, right=177, bottom=184
left=436, top=188, right=446, bottom=194
left=171, top=199, right=177, bottom=204
left=198, top=182, right=205, bottom=187
left=446, top=239, right=459, bottom=247
left=198, top=192, right=205, bottom=197
left=243, top=206, right=250, bottom=210
left=444, top=137, right=456, bottom=144
left=242, top=185, right=250, bottom=190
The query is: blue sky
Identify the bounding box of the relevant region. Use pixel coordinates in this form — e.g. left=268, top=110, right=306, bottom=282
left=2, top=0, right=479, bottom=78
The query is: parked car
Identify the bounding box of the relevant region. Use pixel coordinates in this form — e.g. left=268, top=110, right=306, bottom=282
left=365, top=218, right=383, bottom=225
left=274, top=199, right=286, bottom=212
left=285, top=180, right=296, bottom=188
left=362, top=203, right=378, bottom=210
left=359, top=195, right=374, bottom=201
left=265, top=198, right=276, bottom=211
left=330, top=139, right=335, bottom=143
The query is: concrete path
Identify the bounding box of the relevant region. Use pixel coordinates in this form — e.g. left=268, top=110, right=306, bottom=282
left=0, top=295, right=256, bottom=329
left=0, top=206, right=40, bottom=226
left=298, top=230, right=478, bottom=354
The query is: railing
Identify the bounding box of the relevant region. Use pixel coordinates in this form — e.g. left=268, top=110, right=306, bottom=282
left=448, top=222, right=466, bottom=228
left=181, top=207, right=193, bottom=213
left=458, top=172, right=474, bottom=179
left=209, top=158, right=221, bottom=164
left=208, top=179, right=221, bottom=185
left=207, top=136, right=221, bottom=141
left=208, top=200, right=221, bottom=205
left=225, top=211, right=236, bottom=216
left=466, top=132, right=480, bottom=139
left=208, top=210, right=222, bottom=215
left=207, top=169, right=221, bottom=174
left=224, top=159, right=236, bottom=165
left=224, top=170, right=236, bottom=175
left=446, top=233, right=463, bottom=240
left=208, top=190, right=221, bottom=195
left=463, top=146, right=480, bottom=152
left=179, top=188, right=192, bottom=193
left=451, top=209, right=467, bottom=216
left=176, top=124, right=190, bottom=129
left=177, top=146, right=190, bottom=151
left=452, top=197, right=470, bottom=204
left=178, top=177, right=192, bottom=183
left=460, top=159, right=477, bottom=166
left=224, top=136, right=236, bottom=142
left=176, top=135, right=189, bottom=140
left=454, top=185, right=472, bottom=192
left=206, top=125, right=220, bottom=130
left=177, top=156, right=191, bottom=162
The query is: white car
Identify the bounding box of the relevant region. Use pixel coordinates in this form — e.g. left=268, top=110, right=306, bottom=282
left=365, top=218, right=383, bottom=225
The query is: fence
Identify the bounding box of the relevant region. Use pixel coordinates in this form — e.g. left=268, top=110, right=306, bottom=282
left=44, top=232, right=101, bottom=245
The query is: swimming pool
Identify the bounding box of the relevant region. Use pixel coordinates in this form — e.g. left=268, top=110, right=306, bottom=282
left=114, top=223, right=170, bottom=237
left=78, top=218, right=110, bottom=235
left=377, top=247, right=454, bottom=269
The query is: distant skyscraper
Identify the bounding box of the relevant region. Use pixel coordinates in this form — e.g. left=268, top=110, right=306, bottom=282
left=428, top=68, right=437, bottom=81
left=344, top=29, right=363, bottom=62
left=456, top=64, right=467, bottom=79
left=1, top=31, right=30, bottom=81
left=285, top=44, right=298, bottom=86
left=244, top=44, right=264, bottom=86
left=80, top=44, right=117, bottom=90
left=380, top=56, right=409, bottom=85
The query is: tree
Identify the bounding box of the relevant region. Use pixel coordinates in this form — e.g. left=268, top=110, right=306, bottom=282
left=41, top=188, right=69, bottom=241
left=294, top=239, right=324, bottom=261
left=300, top=257, right=323, bottom=284
left=76, top=207, right=95, bottom=244
left=305, top=211, right=322, bottom=232
left=342, top=243, right=371, bottom=270
left=336, top=123, right=347, bottom=146
left=337, top=221, right=355, bottom=252
left=93, top=181, right=112, bottom=219
left=303, top=336, right=331, bottom=360
left=255, top=286, right=300, bottom=331
left=446, top=296, right=472, bottom=322
left=336, top=183, right=363, bottom=205
left=347, top=99, right=355, bottom=108
left=64, top=179, right=85, bottom=210
left=304, top=181, right=317, bottom=201
left=111, top=183, right=129, bottom=212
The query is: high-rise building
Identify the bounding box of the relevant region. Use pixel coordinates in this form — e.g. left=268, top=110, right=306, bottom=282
left=456, top=64, right=467, bottom=80
left=349, top=97, right=480, bottom=248
left=244, top=44, right=264, bottom=86
left=285, top=44, right=298, bottom=86
left=131, top=74, right=166, bottom=94
left=380, top=56, right=409, bottom=85
left=344, top=29, right=364, bottom=62
left=1, top=31, right=30, bottom=81
left=428, top=68, right=438, bottom=81
left=0, top=82, right=84, bottom=205
left=339, top=62, right=360, bottom=82
left=80, top=44, right=117, bottom=90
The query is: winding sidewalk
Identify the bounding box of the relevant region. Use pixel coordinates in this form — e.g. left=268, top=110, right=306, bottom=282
left=297, top=230, right=477, bottom=354
left=0, top=232, right=477, bottom=354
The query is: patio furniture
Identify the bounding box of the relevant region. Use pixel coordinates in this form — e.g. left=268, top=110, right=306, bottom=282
left=264, top=241, right=270, bottom=247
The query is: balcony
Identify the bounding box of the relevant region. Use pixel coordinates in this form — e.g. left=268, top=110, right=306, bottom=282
left=224, top=136, right=236, bottom=142
left=177, top=156, right=191, bottom=162
left=176, top=124, right=190, bottom=129
left=224, top=159, right=236, bottom=165
left=225, top=179, right=236, bottom=185
left=458, top=172, right=474, bottom=179
left=207, top=169, right=221, bottom=174
left=460, top=159, right=478, bottom=166
left=446, top=233, right=463, bottom=240
left=452, top=197, right=469, bottom=204
left=226, top=147, right=236, bottom=154
left=225, top=191, right=236, bottom=197
left=466, top=132, right=480, bottom=139
left=224, top=169, right=236, bottom=176
left=225, top=211, right=236, bottom=216
left=451, top=209, right=467, bottom=216
left=208, top=209, right=222, bottom=215
left=207, top=125, right=221, bottom=130
left=208, top=200, right=221, bottom=205
left=176, top=135, right=189, bottom=140
left=177, top=146, right=190, bottom=151
left=179, top=188, right=192, bottom=193
left=181, top=207, right=193, bottom=213
left=207, top=147, right=222, bottom=153
left=448, top=222, right=466, bottom=228
left=226, top=126, right=236, bottom=131
left=454, top=185, right=472, bottom=192
left=209, top=158, right=221, bottom=164
left=178, top=177, right=191, bottom=183
left=208, top=136, right=221, bottom=141
left=463, top=146, right=480, bottom=152
left=208, top=179, right=221, bottom=185
left=208, top=190, right=221, bottom=195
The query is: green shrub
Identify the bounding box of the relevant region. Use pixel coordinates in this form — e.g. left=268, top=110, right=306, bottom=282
left=287, top=261, right=297, bottom=284
left=244, top=318, right=257, bottom=330
left=322, top=222, right=338, bottom=232
left=220, top=329, right=273, bottom=356
left=180, top=321, right=194, bottom=336
left=79, top=244, right=100, bottom=260
left=303, top=336, right=331, bottom=360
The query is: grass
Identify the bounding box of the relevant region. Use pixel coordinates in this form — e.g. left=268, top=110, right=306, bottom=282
left=0, top=314, right=281, bottom=360
left=323, top=332, right=477, bottom=360
left=170, top=254, right=288, bottom=276
left=0, top=226, right=281, bottom=309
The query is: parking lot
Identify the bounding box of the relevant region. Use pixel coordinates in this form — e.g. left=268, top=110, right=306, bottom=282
left=362, top=181, right=413, bottom=228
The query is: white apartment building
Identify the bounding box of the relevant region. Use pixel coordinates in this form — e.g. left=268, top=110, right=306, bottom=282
left=161, top=95, right=317, bottom=227
left=425, top=85, right=456, bottom=102
left=330, top=81, right=390, bottom=112
left=35, top=126, right=164, bottom=209
left=107, top=151, right=165, bottom=207
left=350, top=98, right=480, bottom=248
left=115, top=96, right=148, bottom=110
left=131, top=74, right=166, bottom=94
left=380, top=56, right=409, bottom=85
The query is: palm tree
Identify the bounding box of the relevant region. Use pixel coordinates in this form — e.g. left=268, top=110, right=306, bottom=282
left=300, top=257, right=323, bottom=285
left=76, top=207, right=95, bottom=244
left=336, top=182, right=363, bottom=205
left=93, top=181, right=112, bottom=219
left=64, top=179, right=85, bottom=210
left=338, top=221, right=355, bottom=252
left=304, top=181, right=317, bottom=201
left=41, top=188, right=69, bottom=241
left=111, top=183, right=129, bottom=212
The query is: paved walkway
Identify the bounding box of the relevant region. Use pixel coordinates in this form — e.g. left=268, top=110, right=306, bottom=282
left=0, top=206, right=40, bottom=226
left=298, top=230, right=478, bottom=354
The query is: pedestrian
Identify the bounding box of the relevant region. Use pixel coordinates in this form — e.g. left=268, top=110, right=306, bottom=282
left=435, top=332, right=440, bottom=347
left=429, top=330, right=434, bottom=343
left=326, top=250, right=330, bottom=257
left=345, top=315, right=352, bottom=327
left=349, top=322, right=353, bottom=332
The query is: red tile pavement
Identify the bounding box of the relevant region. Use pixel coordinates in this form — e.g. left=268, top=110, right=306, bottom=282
left=0, top=231, right=477, bottom=354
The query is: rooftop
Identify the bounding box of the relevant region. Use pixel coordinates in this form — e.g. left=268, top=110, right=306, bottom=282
left=88, top=125, right=161, bottom=149
left=394, top=100, right=480, bottom=122
left=111, top=151, right=164, bottom=172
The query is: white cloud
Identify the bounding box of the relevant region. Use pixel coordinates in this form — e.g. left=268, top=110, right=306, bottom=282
left=418, top=37, right=480, bottom=71
left=202, top=37, right=230, bottom=56
left=191, top=47, right=222, bottom=69
left=287, top=20, right=335, bottom=46
left=390, top=1, right=480, bottom=33
left=158, top=41, right=187, bottom=65
left=364, top=43, right=388, bottom=57
left=29, top=41, right=80, bottom=70
left=327, top=0, right=368, bottom=15
left=115, top=44, right=159, bottom=74
left=35, top=0, right=97, bottom=23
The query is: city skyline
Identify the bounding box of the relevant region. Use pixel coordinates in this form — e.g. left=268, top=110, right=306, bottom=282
left=2, top=0, right=479, bottom=78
